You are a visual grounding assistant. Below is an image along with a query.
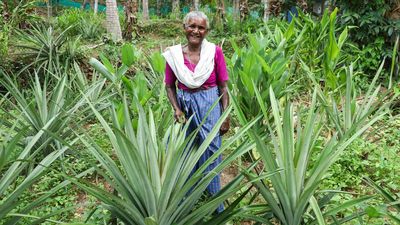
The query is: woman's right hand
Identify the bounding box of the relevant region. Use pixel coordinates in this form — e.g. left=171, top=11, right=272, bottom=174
left=174, top=108, right=186, bottom=123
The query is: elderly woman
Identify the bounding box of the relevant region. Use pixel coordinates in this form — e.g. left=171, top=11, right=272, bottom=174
left=162, top=11, right=230, bottom=213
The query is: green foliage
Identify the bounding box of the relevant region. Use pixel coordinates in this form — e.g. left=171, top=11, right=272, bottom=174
left=354, top=38, right=386, bottom=75
left=56, top=8, right=106, bottom=40
left=337, top=0, right=399, bottom=45
left=365, top=177, right=400, bottom=223
left=89, top=44, right=158, bottom=107
left=0, top=68, right=110, bottom=156
left=0, top=2, right=8, bottom=61
left=322, top=115, right=400, bottom=192
left=0, top=120, right=71, bottom=225
left=228, top=29, right=292, bottom=132
left=10, top=152, right=108, bottom=225
left=0, top=0, right=41, bottom=66
left=323, top=8, right=349, bottom=89
left=1, top=4, right=400, bottom=224
left=245, top=65, right=390, bottom=224
left=141, top=19, right=183, bottom=38
left=15, top=23, right=83, bottom=73
left=71, top=94, right=258, bottom=224
left=0, top=25, right=10, bottom=64
left=279, top=9, right=352, bottom=91
left=337, top=0, right=400, bottom=74
left=210, top=12, right=261, bottom=37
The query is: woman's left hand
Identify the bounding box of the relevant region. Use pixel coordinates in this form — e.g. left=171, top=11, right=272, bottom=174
left=220, top=116, right=230, bottom=135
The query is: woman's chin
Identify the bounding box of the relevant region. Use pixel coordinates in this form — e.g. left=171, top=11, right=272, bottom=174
left=188, top=38, right=203, bottom=45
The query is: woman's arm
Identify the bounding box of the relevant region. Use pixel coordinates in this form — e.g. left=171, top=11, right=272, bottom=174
left=166, top=84, right=185, bottom=122
left=215, top=46, right=230, bottom=135
left=165, top=62, right=185, bottom=123
left=219, top=81, right=230, bottom=135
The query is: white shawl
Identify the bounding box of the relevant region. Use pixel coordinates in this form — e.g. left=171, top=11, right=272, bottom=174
left=162, top=39, right=216, bottom=89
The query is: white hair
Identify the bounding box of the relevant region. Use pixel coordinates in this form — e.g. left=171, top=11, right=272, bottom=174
left=183, top=11, right=210, bottom=29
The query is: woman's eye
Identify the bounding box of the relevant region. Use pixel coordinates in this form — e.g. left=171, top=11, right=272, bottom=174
left=188, top=25, right=206, bottom=31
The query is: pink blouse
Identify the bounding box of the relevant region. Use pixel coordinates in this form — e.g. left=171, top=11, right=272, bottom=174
left=164, top=46, right=229, bottom=90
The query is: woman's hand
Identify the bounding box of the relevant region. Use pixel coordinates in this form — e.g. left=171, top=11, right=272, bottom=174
left=174, top=108, right=186, bottom=123
left=220, top=116, right=230, bottom=135
left=218, top=81, right=230, bottom=135
left=166, top=85, right=186, bottom=123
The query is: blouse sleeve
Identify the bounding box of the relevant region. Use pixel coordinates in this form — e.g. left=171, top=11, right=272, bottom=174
left=164, top=62, right=177, bottom=86
left=215, top=46, right=229, bottom=84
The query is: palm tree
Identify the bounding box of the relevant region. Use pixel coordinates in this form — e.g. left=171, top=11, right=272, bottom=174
left=172, top=0, right=179, bottom=16
left=239, top=0, right=249, bottom=21
left=156, top=0, right=161, bottom=15
left=123, top=0, right=140, bottom=40
left=142, top=0, right=149, bottom=20
left=233, top=0, right=240, bottom=20
left=94, top=0, right=98, bottom=14
left=194, top=0, right=199, bottom=10
left=82, top=0, right=90, bottom=9
left=106, top=0, right=122, bottom=41
left=46, top=0, right=52, bottom=21
left=214, top=0, right=225, bottom=30
left=218, top=0, right=225, bottom=17
left=262, top=0, right=270, bottom=21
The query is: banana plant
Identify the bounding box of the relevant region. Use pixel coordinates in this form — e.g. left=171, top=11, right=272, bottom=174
left=69, top=92, right=263, bottom=225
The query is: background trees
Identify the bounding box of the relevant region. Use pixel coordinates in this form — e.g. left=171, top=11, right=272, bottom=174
left=106, top=0, right=123, bottom=40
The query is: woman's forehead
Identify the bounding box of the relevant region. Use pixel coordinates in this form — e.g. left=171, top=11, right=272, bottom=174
left=187, top=17, right=207, bottom=25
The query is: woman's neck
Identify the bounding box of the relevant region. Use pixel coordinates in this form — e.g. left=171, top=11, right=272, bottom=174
left=187, top=43, right=201, bottom=52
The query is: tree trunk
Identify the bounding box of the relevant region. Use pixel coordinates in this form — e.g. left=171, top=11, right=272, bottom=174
left=106, top=0, right=122, bottom=41
left=94, top=0, right=98, bottom=14
left=193, top=0, right=199, bottom=10
left=123, top=0, right=140, bottom=40
left=215, top=0, right=225, bottom=30
left=263, top=0, right=270, bottom=21
left=172, top=0, right=179, bottom=16
left=219, top=0, right=225, bottom=17
left=269, top=0, right=282, bottom=17
left=321, top=0, right=326, bottom=14
left=233, top=0, right=240, bottom=21
left=47, top=0, right=52, bottom=22
left=142, top=0, right=149, bottom=20
left=156, top=0, right=161, bottom=15
left=82, top=0, right=90, bottom=9
left=296, top=0, right=308, bottom=12
left=240, top=0, right=249, bottom=21
left=3, top=1, right=9, bottom=16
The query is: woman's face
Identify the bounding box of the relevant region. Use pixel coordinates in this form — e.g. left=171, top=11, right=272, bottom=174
left=184, top=17, right=208, bottom=46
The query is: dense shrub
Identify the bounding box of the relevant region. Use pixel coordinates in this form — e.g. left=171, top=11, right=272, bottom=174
left=56, top=8, right=106, bottom=40
left=336, top=0, right=400, bottom=74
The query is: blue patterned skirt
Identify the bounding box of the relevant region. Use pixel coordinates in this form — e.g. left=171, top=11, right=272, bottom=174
left=177, top=86, right=224, bottom=213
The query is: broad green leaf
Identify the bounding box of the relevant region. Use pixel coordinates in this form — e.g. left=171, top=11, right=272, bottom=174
left=89, top=58, right=115, bottom=82
left=122, top=43, right=136, bottom=66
